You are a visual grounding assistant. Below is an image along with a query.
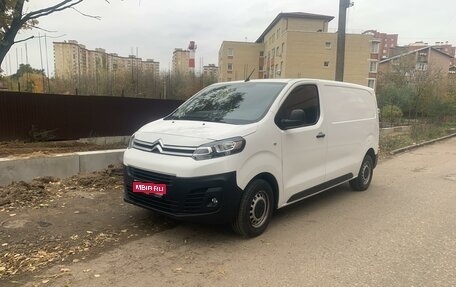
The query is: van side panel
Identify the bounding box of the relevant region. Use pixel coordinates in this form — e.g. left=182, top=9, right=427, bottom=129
left=323, top=84, right=378, bottom=181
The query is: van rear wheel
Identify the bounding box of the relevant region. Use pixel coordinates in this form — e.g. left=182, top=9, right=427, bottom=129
left=350, top=155, right=373, bottom=191
left=232, top=179, right=274, bottom=238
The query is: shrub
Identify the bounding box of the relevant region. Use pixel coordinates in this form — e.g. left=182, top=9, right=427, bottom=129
left=381, top=105, right=403, bottom=125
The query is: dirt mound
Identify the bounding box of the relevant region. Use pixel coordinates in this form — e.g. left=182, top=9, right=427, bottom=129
left=0, top=166, right=124, bottom=209
left=0, top=177, right=59, bottom=207
left=72, top=166, right=123, bottom=189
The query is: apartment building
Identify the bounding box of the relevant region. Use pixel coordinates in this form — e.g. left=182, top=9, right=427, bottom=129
left=172, top=48, right=190, bottom=75
left=368, top=31, right=398, bottom=60
left=219, top=42, right=263, bottom=81
left=379, top=46, right=453, bottom=75
left=218, top=12, right=378, bottom=88
left=53, top=41, right=160, bottom=80
left=203, top=64, right=219, bottom=79
left=390, top=41, right=456, bottom=66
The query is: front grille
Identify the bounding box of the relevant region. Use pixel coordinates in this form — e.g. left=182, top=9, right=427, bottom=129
left=183, top=188, right=207, bottom=212
left=126, top=186, right=179, bottom=213
left=128, top=167, right=174, bottom=185
left=133, top=139, right=195, bottom=157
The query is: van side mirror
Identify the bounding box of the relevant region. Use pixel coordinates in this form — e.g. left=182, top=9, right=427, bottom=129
left=280, top=109, right=306, bottom=129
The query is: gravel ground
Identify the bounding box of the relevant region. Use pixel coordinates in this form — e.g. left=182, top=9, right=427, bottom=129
left=0, top=166, right=177, bottom=285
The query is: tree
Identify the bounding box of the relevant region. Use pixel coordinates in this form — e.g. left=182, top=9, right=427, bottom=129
left=0, top=0, right=93, bottom=66
left=377, top=58, right=447, bottom=123
left=11, top=63, right=43, bottom=78
left=6, top=63, right=45, bottom=92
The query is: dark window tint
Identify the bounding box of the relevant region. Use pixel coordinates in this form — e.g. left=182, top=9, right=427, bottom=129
left=165, top=83, right=286, bottom=125
left=275, top=85, right=320, bottom=129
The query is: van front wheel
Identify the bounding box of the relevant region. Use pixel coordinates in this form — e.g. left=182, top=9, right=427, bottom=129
left=232, top=179, right=274, bottom=238
left=350, top=155, right=373, bottom=191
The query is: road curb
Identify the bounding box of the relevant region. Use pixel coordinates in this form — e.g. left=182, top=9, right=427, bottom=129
left=0, top=149, right=125, bottom=187
left=390, top=133, right=456, bottom=155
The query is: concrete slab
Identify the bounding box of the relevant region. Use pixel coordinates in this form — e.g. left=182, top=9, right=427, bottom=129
left=0, top=154, right=79, bottom=186
left=77, top=149, right=125, bottom=173
left=77, top=136, right=130, bottom=145
left=105, top=136, right=129, bottom=145
left=0, top=149, right=125, bottom=186
left=380, top=126, right=411, bottom=135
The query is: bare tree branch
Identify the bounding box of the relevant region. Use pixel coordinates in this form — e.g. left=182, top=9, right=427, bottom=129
left=14, top=35, right=34, bottom=44
left=30, top=25, right=58, bottom=33
left=34, top=34, right=67, bottom=39
left=70, top=7, right=101, bottom=20
left=1, top=0, right=110, bottom=66
left=23, top=0, right=84, bottom=22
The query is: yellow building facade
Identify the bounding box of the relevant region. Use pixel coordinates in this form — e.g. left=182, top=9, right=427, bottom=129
left=54, top=41, right=160, bottom=81
left=219, top=12, right=377, bottom=87
left=172, top=48, right=191, bottom=75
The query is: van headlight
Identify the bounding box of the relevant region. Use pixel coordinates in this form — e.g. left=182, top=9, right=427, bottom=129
left=127, top=134, right=135, bottom=149
left=192, top=137, right=246, bottom=160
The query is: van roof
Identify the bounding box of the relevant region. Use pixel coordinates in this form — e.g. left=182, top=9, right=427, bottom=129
left=222, top=79, right=374, bottom=92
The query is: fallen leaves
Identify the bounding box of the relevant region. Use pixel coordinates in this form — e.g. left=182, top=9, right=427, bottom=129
left=1, top=249, right=60, bottom=277
left=0, top=165, right=172, bottom=281
left=0, top=231, right=120, bottom=279
left=0, top=167, right=123, bottom=212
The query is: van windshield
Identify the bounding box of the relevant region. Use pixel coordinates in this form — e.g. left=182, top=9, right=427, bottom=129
left=165, top=82, right=286, bottom=124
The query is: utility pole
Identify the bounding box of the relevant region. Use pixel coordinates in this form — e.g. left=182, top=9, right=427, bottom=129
left=44, top=35, right=51, bottom=93
left=38, top=33, right=45, bottom=93
left=335, top=0, right=353, bottom=82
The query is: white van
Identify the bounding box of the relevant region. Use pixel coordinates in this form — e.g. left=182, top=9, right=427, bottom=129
left=123, top=79, right=379, bottom=237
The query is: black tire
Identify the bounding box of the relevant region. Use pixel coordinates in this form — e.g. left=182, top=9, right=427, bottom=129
left=232, top=179, right=274, bottom=238
left=350, top=155, right=374, bottom=191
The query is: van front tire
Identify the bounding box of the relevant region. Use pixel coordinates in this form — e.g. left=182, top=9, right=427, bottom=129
left=232, top=179, right=274, bottom=238
left=350, top=155, right=373, bottom=191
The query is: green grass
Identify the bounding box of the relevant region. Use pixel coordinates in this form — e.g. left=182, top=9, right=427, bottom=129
left=380, top=133, right=415, bottom=154
left=380, top=122, right=456, bottom=155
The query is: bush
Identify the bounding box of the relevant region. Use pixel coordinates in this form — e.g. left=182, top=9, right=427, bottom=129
left=381, top=105, right=403, bottom=125
left=410, top=123, right=447, bottom=142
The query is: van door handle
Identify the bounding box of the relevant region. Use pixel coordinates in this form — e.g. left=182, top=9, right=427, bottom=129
left=316, top=132, right=326, bottom=139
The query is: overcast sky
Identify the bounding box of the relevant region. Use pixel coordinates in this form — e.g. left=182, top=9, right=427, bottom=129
left=2, top=0, right=455, bottom=76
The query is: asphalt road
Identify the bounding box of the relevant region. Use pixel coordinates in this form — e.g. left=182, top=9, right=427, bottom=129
left=25, top=137, right=456, bottom=287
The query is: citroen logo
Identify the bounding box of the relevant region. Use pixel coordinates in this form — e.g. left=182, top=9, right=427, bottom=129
left=150, top=139, right=164, bottom=153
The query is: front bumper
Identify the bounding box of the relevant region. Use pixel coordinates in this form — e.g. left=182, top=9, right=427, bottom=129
left=123, top=165, right=242, bottom=224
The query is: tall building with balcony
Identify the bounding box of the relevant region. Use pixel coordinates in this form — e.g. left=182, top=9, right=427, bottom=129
left=218, top=12, right=379, bottom=88
left=54, top=40, right=89, bottom=80
left=362, top=31, right=398, bottom=60
left=53, top=41, right=160, bottom=81
left=172, top=48, right=191, bottom=75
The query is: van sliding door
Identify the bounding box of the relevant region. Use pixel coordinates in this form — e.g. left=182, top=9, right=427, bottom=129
left=274, top=84, right=327, bottom=204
